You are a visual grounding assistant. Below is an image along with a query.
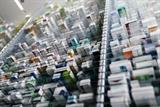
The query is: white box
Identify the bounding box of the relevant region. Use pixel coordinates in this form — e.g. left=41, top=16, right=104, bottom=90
left=109, top=84, right=128, bottom=97
left=131, top=80, right=140, bottom=88
left=129, top=34, right=147, bottom=46
left=132, top=67, right=155, bottom=77
left=79, top=93, right=93, bottom=102
left=110, top=96, right=130, bottom=107
left=111, top=26, right=127, bottom=40
left=132, top=86, right=157, bottom=106
left=123, top=45, right=143, bottom=57
left=111, top=45, right=123, bottom=57
left=66, top=103, right=84, bottom=107
left=135, top=60, right=157, bottom=69
left=125, top=19, right=140, bottom=36
left=142, top=17, right=157, bottom=28
left=111, top=23, right=120, bottom=29
left=110, top=40, right=120, bottom=47
left=109, top=60, right=133, bottom=73
left=132, top=55, right=152, bottom=64
left=150, top=29, right=160, bottom=42
left=121, top=39, right=130, bottom=47
left=79, top=79, right=92, bottom=93
left=108, top=73, right=127, bottom=85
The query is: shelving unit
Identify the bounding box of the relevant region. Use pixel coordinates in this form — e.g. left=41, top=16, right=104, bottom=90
left=103, top=0, right=160, bottom=107
left=96, top=0, right=112, bottom=107
left=0, top=18, right=31, bottom=60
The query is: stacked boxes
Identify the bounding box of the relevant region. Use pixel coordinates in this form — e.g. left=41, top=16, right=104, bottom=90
left=107, top=0, right=160, bottom=106
left=0, top=0, right=104, bottom=107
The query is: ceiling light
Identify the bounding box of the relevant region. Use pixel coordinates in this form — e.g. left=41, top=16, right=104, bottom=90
left=14, top=0, right=24, bottom=11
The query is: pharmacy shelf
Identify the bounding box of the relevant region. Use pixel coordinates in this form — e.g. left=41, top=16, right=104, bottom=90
left=104, top=0, right=160, bottom=107
left=0, top=18, right=32, bottom=60
left=96, top=0, right=112, bottom=107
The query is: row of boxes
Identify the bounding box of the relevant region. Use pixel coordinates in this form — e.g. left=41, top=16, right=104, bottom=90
left=108, top=0, right=160, bottom=106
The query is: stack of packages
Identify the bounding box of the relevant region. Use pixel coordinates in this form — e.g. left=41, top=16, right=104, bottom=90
left=76, top=39, right=91, bottom=57
left=108, top=0, right=160, bottom=106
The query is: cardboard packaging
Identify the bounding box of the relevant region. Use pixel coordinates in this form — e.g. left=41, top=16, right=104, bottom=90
left=135, top=60, right=157, bottom=69
left=132, top=86, right=157, bottom=106
left=109, top=60, right=133, bottom=73
left=132, top=55, right=152, bottom=65
left=78, top=79, right=92, bottom=93
left=79, top=93, right=93, bottom=103
left=123, top=45, right=143, bottom=57
left=66, top=103, right=84, bottom=107
left=53, top=86, right=69, bottom=101
left=132, top=67, right=155, bottom=81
